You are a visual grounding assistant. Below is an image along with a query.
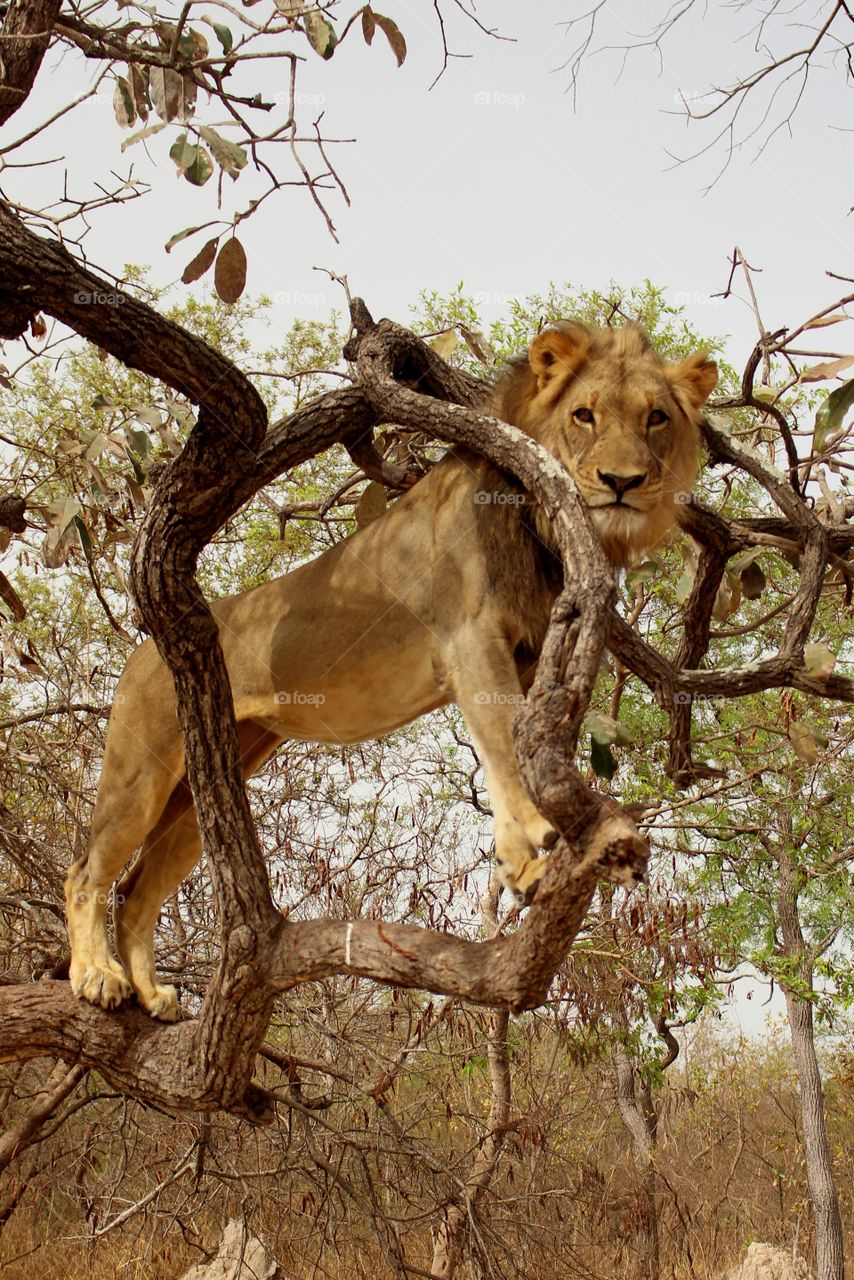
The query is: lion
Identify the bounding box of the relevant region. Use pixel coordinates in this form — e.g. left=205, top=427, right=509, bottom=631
left=65, top=320, right=717, bottom=1020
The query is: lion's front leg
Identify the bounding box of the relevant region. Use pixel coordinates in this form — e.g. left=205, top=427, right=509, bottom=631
left=443, top=631, right=557, bottom=904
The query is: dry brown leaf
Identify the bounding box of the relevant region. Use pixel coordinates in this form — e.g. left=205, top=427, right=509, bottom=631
left=799, top=355, right=854, bottom=383
left=214, top=237, right=247, bottom=304
left=803, top=313, right=850, bottom=330
left=182, top=237, right=218, bottom=285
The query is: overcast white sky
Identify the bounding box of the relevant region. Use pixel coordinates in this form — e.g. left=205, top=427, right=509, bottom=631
left=6, top=0, right=853, bottom=364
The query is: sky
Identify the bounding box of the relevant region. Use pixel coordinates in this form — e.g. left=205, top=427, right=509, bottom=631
left=4, top=0, right=851, bottom=1037
left=5, top=0, right=853, bottom=365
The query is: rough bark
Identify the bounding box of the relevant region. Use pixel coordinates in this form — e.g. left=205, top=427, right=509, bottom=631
left=777, top=847, right=845, bottom=1280
left=0, top=1060, right=86, bottom=1173
left=0, top=0, right=62, bottom=127
left=429, top=1010, right=511, bottom=1279
left=612, top=1045, right=660, bottom=1280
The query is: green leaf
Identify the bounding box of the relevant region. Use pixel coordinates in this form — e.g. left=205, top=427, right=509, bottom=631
left=430, top=329, right=458, bottom=359
left=91, top=394, right=116, bottom=411
left=120, top=121, right=166, bottom=152
left=124, top=446, right=147, bottom=485
left=814, top=377, right=854, bottom=452
left=169, top=133, right=192, bottom=173
left=675, top=566, right=695, bottom=606
left=214, top=236, right=247, bottom=304
left=134, top=406, right=163, bottom=431
left=788, top=721, right=821, bottom=765
left=304, top=10, right=338, bottom=58
left=84, top=431, right=110, bottom=461
left=584, top=712, right=632, bottom=747
left=207, top=20, right=234, bottom=54
left=125, top=426, right=151, bottom=458
left=625, top=559, right=659, bottom=595
left=804, top=642, right=836, bottom=680
left=590, top=737, right=617, bottom=780
left=752, top=385, right=783, bottom=405
left=198, top=126, right=248, bottom=179
left=164, top=223, right=208, bottom=252
left=177, top=27, right=209, bottom=60
left=169, top=134, right=214, bottom=186
left=72, top=514, right=94, bottom=561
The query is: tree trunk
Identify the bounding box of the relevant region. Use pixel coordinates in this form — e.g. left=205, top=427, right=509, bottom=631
left=612, top=1045, right=660, bottom=1280
left=778, top=847, right=845, bottom=1280
left=430, top=1009, right=511, bottom=1278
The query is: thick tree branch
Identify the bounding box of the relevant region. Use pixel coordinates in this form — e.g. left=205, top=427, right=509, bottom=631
left=0, top=0, right=62, bottom=127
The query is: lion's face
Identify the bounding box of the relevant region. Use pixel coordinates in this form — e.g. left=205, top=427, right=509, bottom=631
left=496, top=322, right=718, bottom=567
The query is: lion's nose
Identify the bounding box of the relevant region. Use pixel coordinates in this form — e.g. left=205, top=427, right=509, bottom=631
left=597, top=470, right=647, bottom=498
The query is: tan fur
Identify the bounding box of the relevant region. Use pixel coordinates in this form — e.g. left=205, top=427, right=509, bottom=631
left=65, top=322, right=717, bottom=1019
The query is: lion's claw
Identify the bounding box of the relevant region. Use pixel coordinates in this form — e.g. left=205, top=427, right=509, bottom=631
left=74, top=963, right=133, bottom=1010
left=142, top=984, right=179, bottom=1022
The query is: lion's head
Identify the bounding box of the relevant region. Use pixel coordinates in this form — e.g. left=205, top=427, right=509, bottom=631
left=494, top=321, right=718, bottom=567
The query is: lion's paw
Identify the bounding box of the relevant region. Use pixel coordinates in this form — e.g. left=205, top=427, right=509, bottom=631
left=140, top=983, right=179, bottom=1022
left=72, top=961, right=133, bottom=1010
left=498, top=854, right=548, bottom=907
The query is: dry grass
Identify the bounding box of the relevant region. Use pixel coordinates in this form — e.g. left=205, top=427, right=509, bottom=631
left=0, top=1020, right=850, bottom=1279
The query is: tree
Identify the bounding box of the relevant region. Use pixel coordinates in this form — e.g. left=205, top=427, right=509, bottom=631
left=2, top=6, right=854, bottom=1276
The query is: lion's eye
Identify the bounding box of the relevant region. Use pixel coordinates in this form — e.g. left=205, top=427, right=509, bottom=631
left=573, top=407, right=594, bottom=425
left=647, top=410, right=669, bottom=428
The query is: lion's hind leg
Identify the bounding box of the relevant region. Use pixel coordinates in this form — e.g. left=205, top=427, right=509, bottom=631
left=115, top=719, right=283, bottom=1021
left=66, top=807, right=149, bottom=1011
left=115, top=784, right=200, bottom=1022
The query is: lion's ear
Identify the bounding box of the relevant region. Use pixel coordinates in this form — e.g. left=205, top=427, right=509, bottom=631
left=528, top=325, right=591, bottom=395
left=668, top=351, right=718, bottom=411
